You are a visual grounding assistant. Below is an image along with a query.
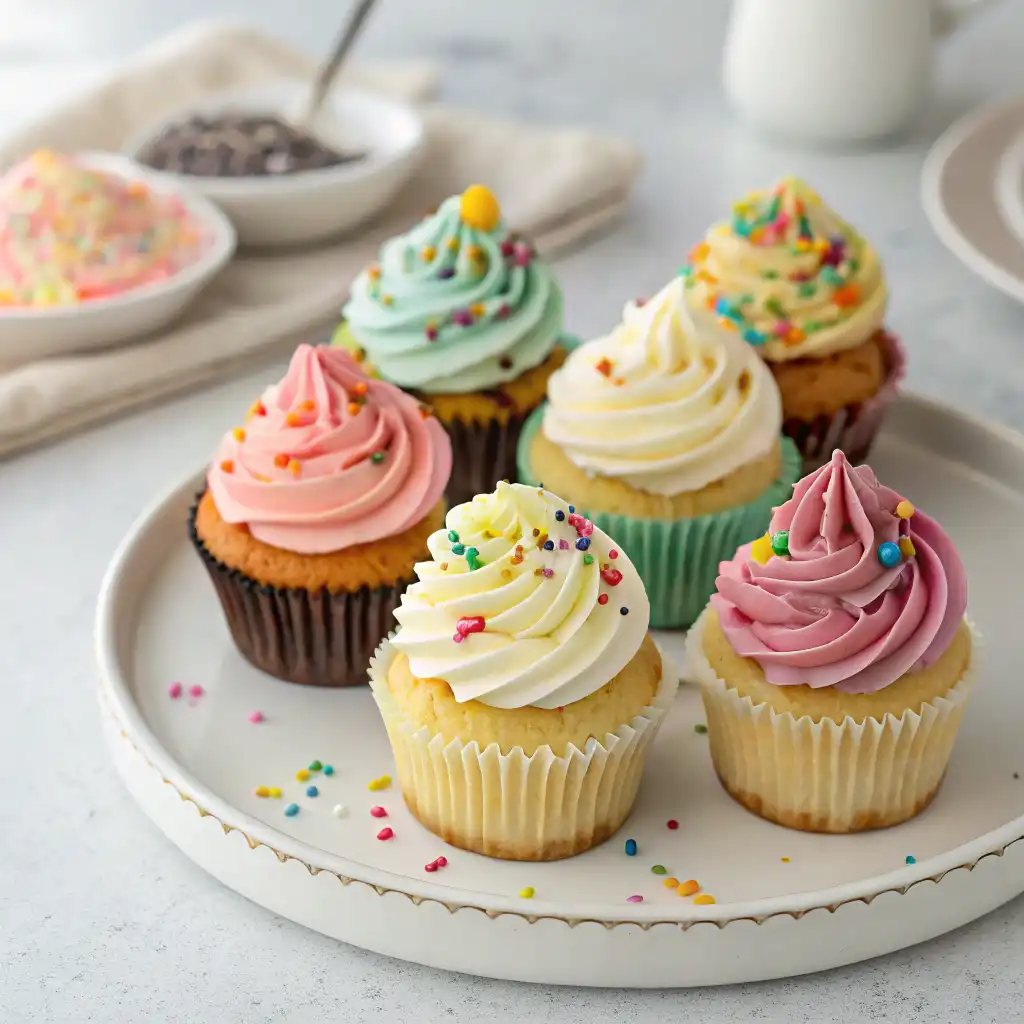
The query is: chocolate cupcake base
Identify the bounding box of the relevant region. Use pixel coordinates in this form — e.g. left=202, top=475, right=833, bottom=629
left=443, top=412, right=528, bottom=507
left=188, top=500, right=405, bottom=687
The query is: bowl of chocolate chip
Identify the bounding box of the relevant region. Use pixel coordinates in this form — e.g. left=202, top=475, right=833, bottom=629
left=126, top=79, right=424, bottom=248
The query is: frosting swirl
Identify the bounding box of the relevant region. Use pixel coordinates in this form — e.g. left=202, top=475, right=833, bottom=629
left=341, top=186, right=563, bottom=394
left=711, top=450, right=967, bottom=694
left=542, top=276, right=782, bottom=494
left=682, top=178, right=887, bottom=362
left=391, top=482, right=649, bottom=709
left=207, top=345, right=451, bottom=554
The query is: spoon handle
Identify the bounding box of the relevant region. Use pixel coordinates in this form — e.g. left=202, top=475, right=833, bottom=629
left=304, top=0, right=380, bottom=125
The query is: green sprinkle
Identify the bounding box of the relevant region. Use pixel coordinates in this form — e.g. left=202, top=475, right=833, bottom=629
left=797, top=282, right=817, bottom=298
left=761, top=269, right=780, bottom=280
left=848, top=257, right=860, bottom=273
left=905, top=855, right=916, bottom=865
left=694, top=724, right=708, bottom=735
left=323, top=765, right=334, bottom=776
left=451, top=543, right=466, bottom=556
left=677, top=264, right=693, bottom=277
left=370, top=451, right=385, bottom=464
left=770, top=530, right=790, bottom=557
left=308, top=760, right=323, bottom=772
left=651, top=864, right=667, bottom=875
left=465, top=547, right=485, bottom=571
left=684, top=276, right=697, bottom=289
left=765, top=298, right=786, bottom=318
left=583, top=554, right=594, bottom=565
left=804, top=321, right=822, bottom=333
left=820, top=266, right=843, bottom=287
left=447, top=530, right=459, bottom=543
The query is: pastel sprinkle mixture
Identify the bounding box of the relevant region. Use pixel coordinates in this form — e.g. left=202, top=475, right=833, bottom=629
left=376, top=827, right=395, bottom=841
left=624, top=838, right=637, bottom=857
left=268, top=787, right=282, bottom=799
left=664, top=877, right=680, bottom=889
left=309, top=760, right=323, bottom=771
left=370, top=805, right=388, bottom=818
left=626, top=895, right=643, bottom=904
left=284, top=803, right=300, bottom=817
left=296, top=769, right=311, bottom=782
left=694, top=894, right=716, bottom=906
left=781, top=857, right=791, bottom=863
left=425, top=856, right=448, bottom=873
left=367, top=775, right=392, bottom=792
left=331, top=804, right=348, bottom=818
left=651, top=864, right=667, bottom=875
left=188, top=684, right=203, bottom=698
left=254, top=786, right=269, bottom=798
left=323, top=765, right=335, bottom=776
left=906, top=855, right=916, bottom=865
left=306, top=785, right=319, bottom=798
left=677, top=879, right=700, bottom=897
left=167, top=682, right=182, bottom=699
left=667, top=819, right=679, bottom=830
left=694, top=724, right=708, bottom=735
left=248, top=710, right=264, bottom=724
left=519, top=886, right=535, bottom=899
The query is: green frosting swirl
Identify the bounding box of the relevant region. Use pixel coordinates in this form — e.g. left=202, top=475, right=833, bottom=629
left=341, top=194, right=563, bottom=394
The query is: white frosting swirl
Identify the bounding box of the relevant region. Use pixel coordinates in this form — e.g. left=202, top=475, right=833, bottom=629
left=683, top=178, right=888, bottom=363
left=391, top=482, right=649, bottom=709
left=540, top=277, right=782, bottom=495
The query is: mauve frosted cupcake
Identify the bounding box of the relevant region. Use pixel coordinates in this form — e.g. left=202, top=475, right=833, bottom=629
left=190, top=344, right=451, bottom=686
left=682, top=178, right=905, bottom=470
left=687, top=450, right=978, bottom=833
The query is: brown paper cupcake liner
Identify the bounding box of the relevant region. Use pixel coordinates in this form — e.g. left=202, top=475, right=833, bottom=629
left=442, top=411, right=530, bottom=507
left=188, top=498, right=407, bottom=687
left=781, top=331, right=907, bottom=472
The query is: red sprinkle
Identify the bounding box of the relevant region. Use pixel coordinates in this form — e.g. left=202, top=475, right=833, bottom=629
left=248, top=710, right=264, bottom=724
left=188, top=684, right=204, bottom=698
left=453, top=615, right=486, bottom=644
left=168, top=682, right=182, bottom=699
left=436, top=856, right=448, bottom=867
left=600, top=567, right=623, bottom=587
left=598, top=594, right=609, bottom=606
left=609, top=549, right=619, bottom=559
left=376, top=827, right=394, bottom=841
left=425, top=862, right=438, bottom=872
left=370, top=806, right=388, bottom=818
left=667, top=819, right=679, bottom=830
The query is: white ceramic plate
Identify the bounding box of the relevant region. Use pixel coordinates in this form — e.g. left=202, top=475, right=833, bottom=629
left=922, top=97, right=1024, bottom=304
left=124, top=79, right=425, bottom=249
left=96, top=394, right=1024, bottom=988
left=0, top=152, right=235, bottom=368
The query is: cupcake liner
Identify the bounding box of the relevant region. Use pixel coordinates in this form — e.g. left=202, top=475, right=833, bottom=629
left=686, top=608, right=981, bottom=834
left=516, top=407, right=804, bottom=629
left=188, top=499, right=406, bottom=688
left=780, top=331, right=907, bottom=472
left=368, top=639, right=679, bottom=861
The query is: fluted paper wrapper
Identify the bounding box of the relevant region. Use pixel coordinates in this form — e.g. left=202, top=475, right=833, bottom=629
left=189, top=500, right=404, bottom=688
left=517, top=409, right=804, bottom=629
left=368, top=639, right=678, bottom=860
left=779, top=331, right=907, bottom=472
left=686, top=608, right=980, bottom=833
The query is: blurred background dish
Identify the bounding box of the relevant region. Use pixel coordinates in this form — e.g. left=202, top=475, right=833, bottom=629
left=124, top=78, right=425, bottom=247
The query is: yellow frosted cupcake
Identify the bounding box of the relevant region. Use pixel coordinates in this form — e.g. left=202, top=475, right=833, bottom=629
left=517, top=274, right=802, bottom=628
left=682, top=178, right=905, bottom=470
left=686, top=450, right=978, bottom=833
left=368, top=481, right=677, bottom=860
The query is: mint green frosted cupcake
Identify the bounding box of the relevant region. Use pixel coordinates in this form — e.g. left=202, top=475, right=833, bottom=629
left=337, top=185, right=575, bottom=505
left=516, top=275, right=801, bottom=629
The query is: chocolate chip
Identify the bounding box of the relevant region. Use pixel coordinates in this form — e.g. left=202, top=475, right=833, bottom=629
left=498, top=356, right=513, bottom=370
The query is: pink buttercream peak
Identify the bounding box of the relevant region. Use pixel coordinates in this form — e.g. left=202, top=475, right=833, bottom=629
left=207, top=345, right=451, bottom=554
left=711, top=449, right=967, bottom=693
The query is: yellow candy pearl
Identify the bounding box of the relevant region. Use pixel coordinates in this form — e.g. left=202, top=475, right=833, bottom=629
left=750, top=533, right=773, bottom=565
left=460, top=184, right=501, bottom=231
left=896, top=500, right=915, bottom=519
left=899, top=537, right=917, bottom=559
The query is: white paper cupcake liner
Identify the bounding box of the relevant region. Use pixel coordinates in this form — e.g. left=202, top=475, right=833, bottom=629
left=368, top=638, right=679, bottom=861
left=686, top=608, right=981, bottom=834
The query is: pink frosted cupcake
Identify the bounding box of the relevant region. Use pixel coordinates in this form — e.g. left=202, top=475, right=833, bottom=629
left=190, top=344, right=452, bottom=686
left=687, top=449, right=978, bottom=833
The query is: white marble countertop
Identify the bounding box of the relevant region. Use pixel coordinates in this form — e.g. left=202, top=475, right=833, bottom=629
left=3, top=1, right=1024, bottom=1020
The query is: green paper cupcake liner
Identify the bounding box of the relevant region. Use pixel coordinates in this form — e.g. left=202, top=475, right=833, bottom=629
left=516, top=406, right=803, bottom=629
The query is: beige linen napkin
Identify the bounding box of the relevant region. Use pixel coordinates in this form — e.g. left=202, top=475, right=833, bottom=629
left=0, top=22, right=642, bottom=458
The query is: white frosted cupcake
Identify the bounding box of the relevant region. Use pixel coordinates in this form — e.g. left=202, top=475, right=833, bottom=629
left=517, top=275, right=801, bottom=627
left=368, top=481, right=677, bottom=861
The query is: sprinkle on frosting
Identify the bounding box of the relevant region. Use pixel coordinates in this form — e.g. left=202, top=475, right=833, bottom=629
left=543, top=276, right=782, bottom=495
left=0, top=150, right=207, bottom=307
left=341, top=187, right=564, bottom=394
left=712, top=450, right=968, bottom=693
left=206, top=345, right=451, bottom=554
left=681, top=178, right=887, bottom=363
left=390, top=481, right=650, bottom=709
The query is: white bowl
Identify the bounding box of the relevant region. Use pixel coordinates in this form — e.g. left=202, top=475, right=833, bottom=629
left=123, top=80, right=426, bottom=249
left=0, top=152, right=236, bottom=369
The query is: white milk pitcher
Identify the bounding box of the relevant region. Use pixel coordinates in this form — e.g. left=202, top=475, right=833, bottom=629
left=723, top=0, right=1002, bottom=145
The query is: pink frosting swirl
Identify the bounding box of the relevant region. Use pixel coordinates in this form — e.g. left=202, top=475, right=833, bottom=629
left=207, top=345, right=451, bottom=554
left=711, top=450, right=968, bottom=693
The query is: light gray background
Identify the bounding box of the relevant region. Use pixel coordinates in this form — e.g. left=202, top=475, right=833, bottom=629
left=2, top=2, right=1024, bottom=1021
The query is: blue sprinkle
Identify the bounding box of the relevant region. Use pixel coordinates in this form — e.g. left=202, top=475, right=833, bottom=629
left=620, top=607, right=629, bottom=616
left=323, top=765, right=334, bottom=776
left=877, top=541, right=902, bottom=568
left=743, top=327, right=766, bottom=346
left=554, top=510, right=565, bottom=521
left=543, top=540, right=554, bottom=551
left=306, top=785, right=319, bottom=798
left=284, top=803, right=300, bottom=817
left=905, top=855, right=916, bottom=865
left=624, top=838, right=637, bottom=857
left=715, top=296, right=733, bottom=315
left=568, top=505, right=575, bottom=514
left=575, top=537, right=591, bottom=551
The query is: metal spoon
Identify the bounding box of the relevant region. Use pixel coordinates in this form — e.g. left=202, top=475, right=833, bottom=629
left=299, top=0, right=380, bottom=129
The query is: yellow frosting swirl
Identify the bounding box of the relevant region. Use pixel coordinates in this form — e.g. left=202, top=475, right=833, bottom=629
left=391, top=482, right=649, bottom=709
left=683, top=178, right=888, bottom=362
left=542, top=276, right=781, bottom=494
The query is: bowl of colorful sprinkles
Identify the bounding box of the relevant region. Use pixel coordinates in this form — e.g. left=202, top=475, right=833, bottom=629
left=0, top=149, right=235, bottom=365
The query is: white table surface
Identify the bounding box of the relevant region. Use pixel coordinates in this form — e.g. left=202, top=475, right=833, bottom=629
left=2, top=1, right=1024, bottom=1020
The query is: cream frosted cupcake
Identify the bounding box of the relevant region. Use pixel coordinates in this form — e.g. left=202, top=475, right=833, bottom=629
left=681, top=178, right=905, bottom=470
left=687, top=450, right=976, bottom=833
left=338, top=185, right=573, bottom=505
left=517, top=275, right=801, bottom=628
left=368, top=481, right=677, bottom=860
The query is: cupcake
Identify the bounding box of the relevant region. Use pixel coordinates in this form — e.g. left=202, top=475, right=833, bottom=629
left=681, top=177, right=905, bottom=470
left=337, top=185, right=573, bottom=505
left=516, top=275, right=802, bottom=629
left=190, top=344, right=451, bottom=687
left=368, top=481, right=678, bottom=860
left=686, top=449, right=977, bottom=833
